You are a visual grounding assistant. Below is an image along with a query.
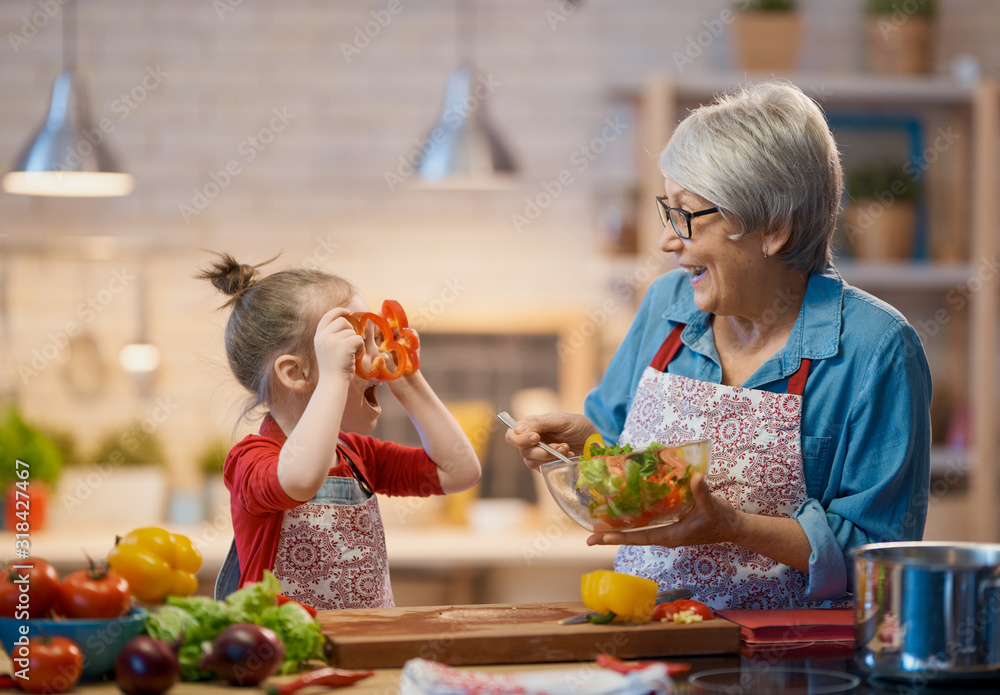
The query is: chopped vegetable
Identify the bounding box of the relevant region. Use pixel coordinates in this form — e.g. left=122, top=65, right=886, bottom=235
left=265, top=667, right=375, bottom=695
left=580, top=570, right=658, bottom=624
left=145, top=572, right=325, bottom=681
left=345, top=299, right=420, bottom=381
left=652, top=598, right=714, bottom=624
left=576, top=440, right=697, bottom=529
left=580, top=433, right=605, bottom=461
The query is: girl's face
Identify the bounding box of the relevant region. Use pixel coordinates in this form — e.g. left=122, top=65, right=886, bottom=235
left=339, top=295, right=384, bottom=434
left=657, top=174, right=764, bottom=319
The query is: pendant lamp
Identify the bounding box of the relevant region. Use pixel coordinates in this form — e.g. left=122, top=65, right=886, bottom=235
left=415, top=0, right=517, bottom=189
left=2, top=0, right=133, bottom=197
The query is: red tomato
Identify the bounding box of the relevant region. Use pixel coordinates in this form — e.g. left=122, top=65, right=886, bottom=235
left=0, top=558, right=61, bottom=618
left=672, top=599, right=714, bottom=620
left=652, top=601, right=681, bottom=622
left=59, top=565, right=131, bottom=618
left=18, top=636, right=83, bottom=694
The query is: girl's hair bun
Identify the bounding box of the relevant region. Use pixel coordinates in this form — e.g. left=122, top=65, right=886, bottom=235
left=196, top=252, right=269, bottom=297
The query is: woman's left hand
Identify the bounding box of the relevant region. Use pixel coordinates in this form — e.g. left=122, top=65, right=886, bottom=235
left=586, top=472, right=744, bottom=548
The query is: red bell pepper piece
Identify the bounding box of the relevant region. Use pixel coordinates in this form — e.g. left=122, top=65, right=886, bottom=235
left=275, top=593, right=318, bottom=618
left=265, top=667, right=375, bottom=695
left=381, top=299, right=420, bottom=374
left=596, top=653, right=691, bottom=677
left=345, top=312, right=408, bottom=381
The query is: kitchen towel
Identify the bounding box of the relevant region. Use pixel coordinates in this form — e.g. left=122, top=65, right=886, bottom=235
left=399, top=657, right=674, bottom=695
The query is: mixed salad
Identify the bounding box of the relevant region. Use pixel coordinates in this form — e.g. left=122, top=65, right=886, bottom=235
left=575, top=436, right=698, bottom=529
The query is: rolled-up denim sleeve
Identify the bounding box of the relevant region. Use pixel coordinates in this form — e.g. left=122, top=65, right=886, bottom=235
left=795, top=498, right=848, bottom=599
left=799, top=320, right=932, bottom=598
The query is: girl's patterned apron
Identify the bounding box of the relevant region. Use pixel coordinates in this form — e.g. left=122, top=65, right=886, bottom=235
left=214, top=439, right=394, bottom=609
left=271, top=440, right=394, bottom=609
left=615, top=323, right=841, bottom=610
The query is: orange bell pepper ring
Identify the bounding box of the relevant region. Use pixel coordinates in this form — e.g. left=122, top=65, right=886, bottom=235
left=346, top=300, right=420, bottom=381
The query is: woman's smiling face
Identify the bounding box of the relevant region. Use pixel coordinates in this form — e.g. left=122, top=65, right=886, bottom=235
left=658, top=174, right=764, bottom=319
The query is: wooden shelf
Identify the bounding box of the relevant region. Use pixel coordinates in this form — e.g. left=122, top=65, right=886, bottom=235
left=837, top=261, right=976, bottom=291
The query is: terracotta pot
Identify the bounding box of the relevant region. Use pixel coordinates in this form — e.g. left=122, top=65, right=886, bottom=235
left=733, top=11, right=803, bottom=73
left=866, top=15, right=934, bottom=75
left=3, top=481, right=49, bottom=532
left=844, top=199, right=916, bottom=260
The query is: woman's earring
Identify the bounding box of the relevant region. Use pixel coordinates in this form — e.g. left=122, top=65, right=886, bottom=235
left=763, top=246, right=768, bottom=259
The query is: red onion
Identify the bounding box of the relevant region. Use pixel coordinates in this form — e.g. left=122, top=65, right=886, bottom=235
left=114, top=636, right=180, bottom=695
left=199, top=623, right=285, bottom=686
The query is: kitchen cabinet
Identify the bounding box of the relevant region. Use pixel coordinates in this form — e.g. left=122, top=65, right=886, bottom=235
left=628, top=74, right=999, bottom=541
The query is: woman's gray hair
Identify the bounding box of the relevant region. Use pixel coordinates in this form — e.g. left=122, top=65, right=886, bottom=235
left=659, top=80, right=843, bottom=274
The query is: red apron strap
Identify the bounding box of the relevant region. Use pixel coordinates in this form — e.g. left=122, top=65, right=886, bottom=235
left=787, top=358, right=812, bottom=396
left=650, top=324, right=686, bottom=372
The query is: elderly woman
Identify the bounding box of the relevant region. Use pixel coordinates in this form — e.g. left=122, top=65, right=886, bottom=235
left=507, top=81, right=931, bottom=609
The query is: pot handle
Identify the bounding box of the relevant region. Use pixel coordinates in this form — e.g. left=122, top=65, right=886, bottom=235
left=978, top=566, right=1000, bottom=605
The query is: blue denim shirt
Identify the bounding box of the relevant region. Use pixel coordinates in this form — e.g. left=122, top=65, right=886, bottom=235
left=584, top=264, right=932, bottom=600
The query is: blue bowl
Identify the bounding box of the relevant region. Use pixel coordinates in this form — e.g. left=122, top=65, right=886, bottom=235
left=0, top=608, right=147, bottom=681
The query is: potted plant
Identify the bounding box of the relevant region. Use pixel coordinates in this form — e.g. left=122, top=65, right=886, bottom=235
left=732, top=0, right=803, bottom=74
left=198, top=438, right=231, bottom=521
left=843, top=161, right=921, bottom=260
left=865, top=0, right=937, bottom=75
left=0, top=406, right=64, bottom=531
left=54, top=421, right=169, bottom=527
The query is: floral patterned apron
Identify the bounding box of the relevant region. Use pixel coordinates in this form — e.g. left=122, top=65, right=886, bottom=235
left=271, top=440, right=394, bottom=609
left=615, top=323, right=840, bottom=610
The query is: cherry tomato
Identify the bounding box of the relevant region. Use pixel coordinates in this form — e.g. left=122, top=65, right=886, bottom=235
left=59, top=564, right=131, bottom=618
left=18, top=636, right=83, bottom=694
left=0, top=558, right=61, bottom=618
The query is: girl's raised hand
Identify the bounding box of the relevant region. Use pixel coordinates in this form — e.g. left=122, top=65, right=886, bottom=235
left=314, top=308, right=365, bottom=382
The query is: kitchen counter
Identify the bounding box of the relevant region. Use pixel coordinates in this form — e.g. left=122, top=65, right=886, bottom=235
left=2, top=511, right=618, bottom=604
left=0, top=646, right=954, bottom=694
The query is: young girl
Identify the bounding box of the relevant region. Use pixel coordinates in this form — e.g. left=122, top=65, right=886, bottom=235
left=200, top=253, right=481, bottom=609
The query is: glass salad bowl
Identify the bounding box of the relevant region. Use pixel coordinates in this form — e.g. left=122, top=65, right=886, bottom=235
left=539, top=439, right=711, bottom=532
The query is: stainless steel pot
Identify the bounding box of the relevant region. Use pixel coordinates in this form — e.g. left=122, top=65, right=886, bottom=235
left=851, top=541, right=1000, bottom=682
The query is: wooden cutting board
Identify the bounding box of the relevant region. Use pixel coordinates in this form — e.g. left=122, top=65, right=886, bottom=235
left=317, top=601, right=741, bottom=668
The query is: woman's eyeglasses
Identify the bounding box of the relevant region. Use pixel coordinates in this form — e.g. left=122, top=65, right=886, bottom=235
left=655, top=196, right=720, bottom=239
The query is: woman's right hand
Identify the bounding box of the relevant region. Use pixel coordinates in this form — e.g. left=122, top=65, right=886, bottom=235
left=504, top=412, right=599, bottom=470
left=314, top=308, right=365, bottom=382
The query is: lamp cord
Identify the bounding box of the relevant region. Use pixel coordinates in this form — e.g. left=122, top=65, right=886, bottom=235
left=456, top=0, right=475, bottom=68
left=63, top=0, right=77, bottom=70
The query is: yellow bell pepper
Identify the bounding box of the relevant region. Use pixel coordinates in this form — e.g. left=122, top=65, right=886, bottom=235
left=107, top=527, right=202, bottom=604
left=581, top=569, right=658, bottom=623
left=580, top=433, right=605, bottom=461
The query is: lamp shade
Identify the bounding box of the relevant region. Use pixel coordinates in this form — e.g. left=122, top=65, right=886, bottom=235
left=416, top=66, right=516, bottom=189
left=2, top=69, right=133, bottom=197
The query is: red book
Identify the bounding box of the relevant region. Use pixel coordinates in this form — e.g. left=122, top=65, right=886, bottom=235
left=716, top=609, right=855, bottom=646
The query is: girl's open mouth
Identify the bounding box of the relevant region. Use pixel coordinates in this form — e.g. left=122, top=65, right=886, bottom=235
left=363, top=384, right=380, bottom=409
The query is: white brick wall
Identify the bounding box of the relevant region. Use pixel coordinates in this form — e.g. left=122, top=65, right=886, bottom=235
left=1, top=0, right=998, bottom=507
